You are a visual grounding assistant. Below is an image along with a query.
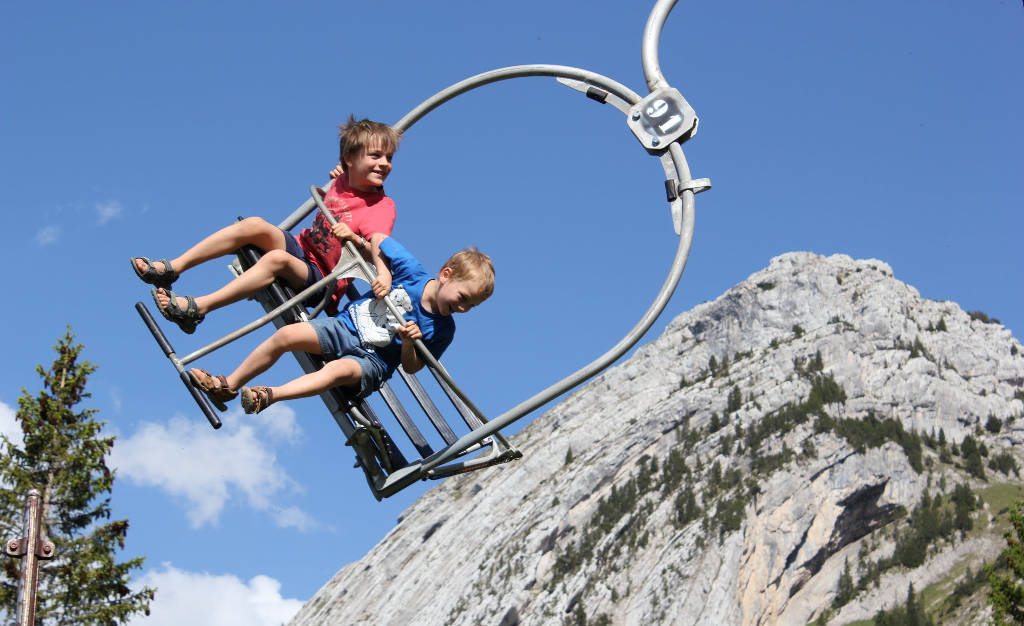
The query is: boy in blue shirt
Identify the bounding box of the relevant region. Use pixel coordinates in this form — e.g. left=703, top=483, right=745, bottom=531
left=188, top=232, right=494, bottom=414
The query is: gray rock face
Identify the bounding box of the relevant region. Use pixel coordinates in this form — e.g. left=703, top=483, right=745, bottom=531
left=290, top=252, right=1024, bottom=626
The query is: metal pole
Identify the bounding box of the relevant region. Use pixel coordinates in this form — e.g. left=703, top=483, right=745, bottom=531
left=4, top=489, right=55, bottom=626
left=641, top=0, right=680, bottom=92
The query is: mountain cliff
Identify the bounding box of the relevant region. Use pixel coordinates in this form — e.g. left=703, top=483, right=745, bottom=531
left=290, top=252, right=1024, bottom=625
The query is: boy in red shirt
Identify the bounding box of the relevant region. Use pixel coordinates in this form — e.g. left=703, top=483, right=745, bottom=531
left=131, top=117, right=400, bottom=333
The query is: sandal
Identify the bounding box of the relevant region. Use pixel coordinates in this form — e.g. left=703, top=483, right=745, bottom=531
left=131, top=257, right=177, bottom=289
left=152, top=288, right=204, bottom=334
left=188, top=368, right=238, bottom=411
left=240, top=386, right=273, bottom=414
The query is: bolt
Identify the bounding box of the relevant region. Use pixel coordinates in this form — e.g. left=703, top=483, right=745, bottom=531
left=651, top=137, right=661, bottom=146
left=631, top=110, right=641, bottom=121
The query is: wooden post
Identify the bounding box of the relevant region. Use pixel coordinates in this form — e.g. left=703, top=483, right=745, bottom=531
left=4, top=489, right=55, bottom=626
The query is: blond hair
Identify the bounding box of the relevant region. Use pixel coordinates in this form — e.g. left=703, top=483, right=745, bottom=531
left=338, top=116, right=402, bottom=172
left=444, top=247, right=495, bottom=298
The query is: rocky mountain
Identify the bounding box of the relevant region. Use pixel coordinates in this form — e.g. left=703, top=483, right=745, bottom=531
left=289, top=252, right=1024, bottom=626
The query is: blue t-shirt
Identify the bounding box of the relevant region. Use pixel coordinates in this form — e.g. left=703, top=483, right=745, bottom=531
left=340, top=237, right=455, bottom=375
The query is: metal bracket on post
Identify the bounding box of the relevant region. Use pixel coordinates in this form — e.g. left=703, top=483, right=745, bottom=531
left=4, top=489, right=55, bottom=626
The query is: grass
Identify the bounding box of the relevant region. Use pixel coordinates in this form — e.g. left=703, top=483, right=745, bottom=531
left=980, top=482, right=1024, bottom=515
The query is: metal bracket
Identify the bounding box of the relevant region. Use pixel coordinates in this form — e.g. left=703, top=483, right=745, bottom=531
left=626, top=87, right=698, bottom=150
left=4, top=538, right=54, bottom=561
left=555, top=77, right=633, bottom=115
left=679, top=177, right=711, bottom=195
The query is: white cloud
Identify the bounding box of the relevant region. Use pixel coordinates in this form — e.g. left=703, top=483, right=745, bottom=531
left=110, top=405, right=313, bottom=528
left=96, top=200, right=123, bottom=224
left=34, top=225, right=60, bottom=246
left=0, top=400, right=23, bottom=450
left=128, top=563, right=304, bottom=626
left=271, top=505, right=317, bottom=530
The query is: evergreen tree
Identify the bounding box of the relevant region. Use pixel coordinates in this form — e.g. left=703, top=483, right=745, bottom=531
left=0, top=329, right=154, bottom=624
left=989, top=501, right=1024, bottom=624
left=833, top=557, right=854, bottom=607
left=727, top=385, right=742, bottom=414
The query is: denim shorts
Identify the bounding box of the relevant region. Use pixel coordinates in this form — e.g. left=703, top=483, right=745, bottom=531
left=308, top=318, right=388, bottom=398
left=281, top=229, right=327, bottom=306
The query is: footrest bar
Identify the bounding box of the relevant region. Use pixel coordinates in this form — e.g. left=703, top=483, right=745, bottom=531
left=135, top=302, right=222, bottom=429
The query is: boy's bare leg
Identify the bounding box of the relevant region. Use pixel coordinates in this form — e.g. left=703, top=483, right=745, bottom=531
left=154, top=249, right=310, bottom=315
left=134, top=216, right=287, bottom=277
left=224, top=323, right=322, bottom=391
left=264, top=359, right=362, bottom=404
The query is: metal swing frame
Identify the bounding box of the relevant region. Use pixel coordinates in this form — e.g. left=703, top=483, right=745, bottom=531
left=136, top=0, right=708, bottom=500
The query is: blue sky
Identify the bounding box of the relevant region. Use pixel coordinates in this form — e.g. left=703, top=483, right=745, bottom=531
left=1, top=1, right=1020, bottom=623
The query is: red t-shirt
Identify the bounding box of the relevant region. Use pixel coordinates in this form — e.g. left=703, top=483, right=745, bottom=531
left=295, top=174, right=396, bottom=314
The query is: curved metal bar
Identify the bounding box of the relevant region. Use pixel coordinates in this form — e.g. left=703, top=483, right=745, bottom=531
left=384, top=56, right=700, bottom=472
left=394, top=65, right=642, bottom=133
left=422, top=156, right=696, bottom=472
left=641, top=0, right=680, bottom=92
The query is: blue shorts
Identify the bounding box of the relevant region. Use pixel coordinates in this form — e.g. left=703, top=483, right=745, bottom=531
left=308, top=318, right=388, bottom=398
left=281, top=229, right=327, bottom=307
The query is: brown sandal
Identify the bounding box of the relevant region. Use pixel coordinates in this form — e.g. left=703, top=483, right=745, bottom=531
left=188, top=368, right=238, bottom=411
left=131, top=256, right=177, bottom=289
left=240, top=386, right=273, bottom=414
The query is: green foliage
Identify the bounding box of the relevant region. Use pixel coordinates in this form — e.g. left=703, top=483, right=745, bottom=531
left=715, top=491, right=748, bottom=542
left=745, top=374, right=847, bottom=455
left=961, top=435, right=987, bottom=480
left=990, top=453, right=1021, bottom=478
left=727, top=385, right=742, bottom=414
left=0, top=329, right=154, bottom=624
left=756, top=281, right=775, bottom=290
left=807, top=373, right=847, bottom=409
left=872, top=583, right=935, bottom=626
left=852, top=486, right=979, bottom=596
left=988, top=501, right=1024, bottom=624
left=834, top=411, right=923, bottom=473
left=939, top=564, right=990, bottom=614
left=936, top=317, right=948, bottom=332
left=951, top=482, right=978, bottom=533
left=792, top=324, right=805, bottom=338
left=833, top=558, right=855, bottom=608
left=809, top=350, right=824, bottom=373
left=708, top=412, right=722, bottom=433
left=987, top=415, right=1004, bottom=434
left=673, top=486, right=701, bottom=526
left=551, top=457, right=661, bottom=586
left=751, top=445, right=794, bottom=475
left=660, top=448, right=691, bottom=493
left=969, top=310, right=1001, bottom=325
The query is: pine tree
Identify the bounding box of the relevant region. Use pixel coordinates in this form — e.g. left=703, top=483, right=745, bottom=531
left=989, top=501, right=1024, bottom=624
left=0, top=328, right=154, bottom=624
left=834, top=557, right=854, bottom=607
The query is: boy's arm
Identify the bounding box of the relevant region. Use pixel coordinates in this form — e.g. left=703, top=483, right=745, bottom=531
left=367, top=234, right=392, bottom=299
left=330, top=227, right=392, bottom=298
left=396, top=321, right=424, bottom=374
